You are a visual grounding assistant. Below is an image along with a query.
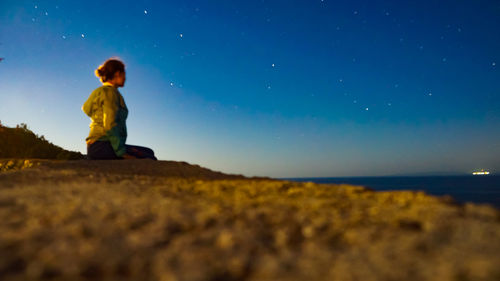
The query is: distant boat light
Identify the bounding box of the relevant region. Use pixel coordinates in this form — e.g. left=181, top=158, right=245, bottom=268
left=472, top=170, right=490, bottom=175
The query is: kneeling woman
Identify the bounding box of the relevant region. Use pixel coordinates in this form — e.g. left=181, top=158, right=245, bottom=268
left=82, top=58, right=157, bottom=160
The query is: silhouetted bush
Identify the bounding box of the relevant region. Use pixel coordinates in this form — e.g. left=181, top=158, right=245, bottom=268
left=0, top=121, right=85, bottom=160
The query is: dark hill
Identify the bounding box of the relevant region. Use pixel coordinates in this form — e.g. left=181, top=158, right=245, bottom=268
left=0, top=122, right=84, bottom=160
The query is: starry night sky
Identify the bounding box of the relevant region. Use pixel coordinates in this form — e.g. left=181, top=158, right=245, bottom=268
left=1, top=0, right=499, bottom=177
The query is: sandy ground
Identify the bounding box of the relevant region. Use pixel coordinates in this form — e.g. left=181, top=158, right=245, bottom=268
left=0, top=159, right=499, bottom=281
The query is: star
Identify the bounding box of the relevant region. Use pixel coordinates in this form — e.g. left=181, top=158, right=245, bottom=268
left=62, top=35, right=66, bottom=39
left=81, top=34, right=85, bottom=38
left=428, top=92, right=432, bottom=96
left=179, top=33, right=183, bottom=38
left=170, top=82, right=174, bottom=86
left=144, top=10, right=148, bottom=14
left=271, top=63, right=275, bottom=67
left=493, top=62, right=496, bottom=66
left=365, top=107, right=369, bottom=111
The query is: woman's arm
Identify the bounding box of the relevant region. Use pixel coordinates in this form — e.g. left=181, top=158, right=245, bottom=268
left=82, top=91, right=97, bottom=117
left=101, top=88, right=126, bottom=157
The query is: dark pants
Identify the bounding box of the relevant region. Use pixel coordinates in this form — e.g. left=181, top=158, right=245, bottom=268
left=87, top=141, right=157, bottom=160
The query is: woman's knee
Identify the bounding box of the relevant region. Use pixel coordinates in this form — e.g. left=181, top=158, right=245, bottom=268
left=126, top=145, right=155, bottom=155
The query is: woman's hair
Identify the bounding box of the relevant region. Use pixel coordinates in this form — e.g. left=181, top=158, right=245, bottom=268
left=95, top=58, right=125, bottom=82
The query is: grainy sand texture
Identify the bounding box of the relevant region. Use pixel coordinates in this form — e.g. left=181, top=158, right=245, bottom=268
left=0, top=159, right=499, bottom=281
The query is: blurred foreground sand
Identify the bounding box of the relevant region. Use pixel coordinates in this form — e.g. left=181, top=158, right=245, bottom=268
left=0, top=159, right=499, bottom=281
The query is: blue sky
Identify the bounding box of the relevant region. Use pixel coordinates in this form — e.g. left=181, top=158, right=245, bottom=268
left=1, top=0, right=499, bottom=177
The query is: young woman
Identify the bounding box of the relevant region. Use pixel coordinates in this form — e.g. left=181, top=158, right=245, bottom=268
left=82, top=58, right=157, bottom=160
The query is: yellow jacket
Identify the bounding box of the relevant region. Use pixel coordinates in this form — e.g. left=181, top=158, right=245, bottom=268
left=82, top=83, right=128, bottom=156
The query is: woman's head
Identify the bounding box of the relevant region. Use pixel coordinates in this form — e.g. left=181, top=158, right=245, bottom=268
left=95, top=58, right=126, bottom=87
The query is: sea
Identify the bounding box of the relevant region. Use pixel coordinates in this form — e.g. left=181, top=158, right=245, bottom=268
left=283, top=175, right=500, bottom=208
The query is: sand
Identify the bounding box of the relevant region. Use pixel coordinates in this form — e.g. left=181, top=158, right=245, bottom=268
left=0, top=159, right=499, bottom=281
